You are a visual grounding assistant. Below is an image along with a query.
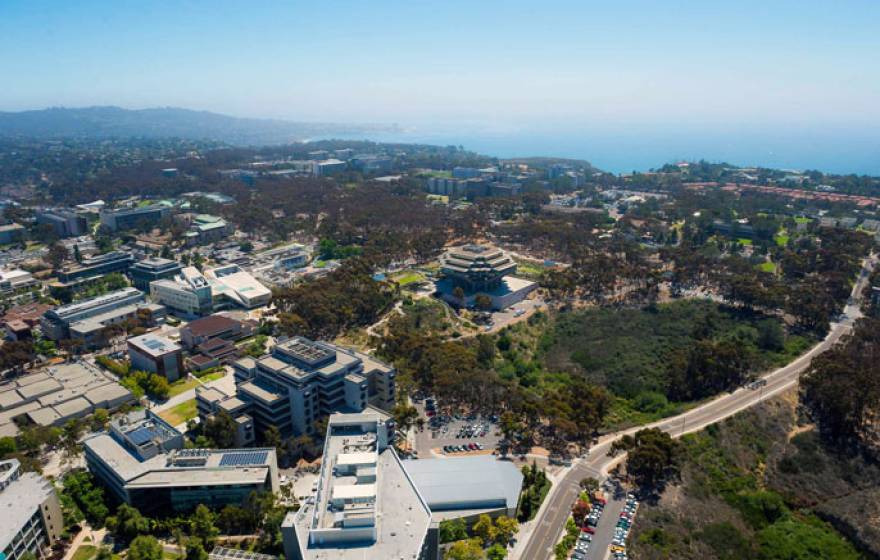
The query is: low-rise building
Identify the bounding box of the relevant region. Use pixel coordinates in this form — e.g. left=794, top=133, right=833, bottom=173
left=179, top=314, right=253, bottom=349
left=100, top=204, right=171, bottom=231
left=0, top=223, right=25, bottom=245
left=40, top=287, right=165, bottom=344
left=150, top=266, right=214, bottom=318
left=0, top=459, right=63, bottom=560
left=2, top=302, right=53, bottom=341
left=0, top=269, right=37, bottom=293
left=128, top=333, right=184, bottom=382
left=129, top=257, right=183, bottom=291
left=36, top=209, right=88, bottom=238
left=188, top=337, right=239, bottom=371
left=0, top=362, right=135, bottom=438
left=56, top=251, right=134, bottom=284
left=183, top=214, right=233, bottom=246
left=84, top=409, right=276, bottom=514
left=204, top=265, right=272, bottom=309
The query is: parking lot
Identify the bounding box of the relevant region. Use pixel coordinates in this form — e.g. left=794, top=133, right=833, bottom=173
left=412, top=400, right=502, bottom=458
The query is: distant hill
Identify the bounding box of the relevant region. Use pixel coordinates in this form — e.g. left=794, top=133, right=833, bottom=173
left=0, top=106, right=399, bottom=146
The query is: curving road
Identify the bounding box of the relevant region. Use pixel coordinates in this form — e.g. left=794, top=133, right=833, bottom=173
left=516, top=255, right=876, bottom=560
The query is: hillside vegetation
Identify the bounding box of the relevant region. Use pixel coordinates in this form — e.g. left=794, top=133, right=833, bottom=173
left=628, top=392, right=880, bottom=559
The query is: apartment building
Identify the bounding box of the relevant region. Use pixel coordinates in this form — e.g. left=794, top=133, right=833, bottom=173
left=84, top=410, right=277, bottom=514
left=197, top=337, right=396, bottom=438
left=0, top=459, right=63, bottom=560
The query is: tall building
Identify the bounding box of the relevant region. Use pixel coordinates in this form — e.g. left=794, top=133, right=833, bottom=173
left=0, top=459, right=63, bottom=560
left=128, top=333, right=184, bottom=382
left=197, top=337, right=396, bottom=438
left=84, top=410, right=278, bottom=514
left=281, top=412, right=434, bottom=560
left=281, top=412, right=525, bottom=560
left=36, top=209, right=88, bottom=238
left=99, top=205, right=171, bottom=231
left=129, top=257, right=183, bottom=291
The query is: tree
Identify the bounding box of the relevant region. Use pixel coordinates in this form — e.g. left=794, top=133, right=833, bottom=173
left=610, top=428, right=681, bottom=490
left=184, top=538, right=209, bottom=560
left=46, top=242, right=70, bottom=270
left=106, top=504, right=151, bottom=542
left=73, top=244, right=82, bottom=263
left=95, top=547, right=113, bottom=560
left=486, top=543, right=508, bottom=560
left=439, top=518, right=468, bottom=543
left=61, top=418, right=85, bottom=463
left=453, top=286, right=466, bottom=302
left=474, top=293, right=493, bottom=311
left=392, top=403, right=420, bottom=435
left=0, top=436, right=17, bottom=457
left=127, top=536, right=163, bottom=560
left=190, top=504, right=219, bottom=546
left=202, top=412, right=238, bottom=448
left=444, top=538, right=485, bottom=560
left=473, top=514, right=497, bottom=546
left=62, top=470, right=109, bottom=526
left=263, top=425, right=282, bottom=450
left=493, top=516, right=519, bottom=547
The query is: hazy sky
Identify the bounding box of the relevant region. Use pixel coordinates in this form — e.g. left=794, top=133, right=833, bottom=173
left=1, top=0, right=878, bottom=129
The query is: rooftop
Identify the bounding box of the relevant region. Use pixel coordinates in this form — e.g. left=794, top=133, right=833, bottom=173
left=0, top=460, right=57, bottom=550
left=128, top=333, right=181, bottom=357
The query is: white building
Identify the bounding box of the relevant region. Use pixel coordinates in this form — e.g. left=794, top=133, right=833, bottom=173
left=204, top=265, right=272, bottom=309
left=0, top=459, right=63, bottom=560
left=150, top=267, right=214, bottom=318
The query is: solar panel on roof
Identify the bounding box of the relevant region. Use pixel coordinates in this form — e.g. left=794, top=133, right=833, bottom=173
left=127, top=426, right=157, bottom=446
left=219, top=451, right=268, bottom=467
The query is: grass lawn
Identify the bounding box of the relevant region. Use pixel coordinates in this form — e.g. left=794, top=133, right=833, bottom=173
left=71, top=545, right=96, bottom=560
left=391, top=271, right=425, bottom=286
left=168, top=377, right=201, bottom=398
left=737, top=237, right=753, bottom=246
left=513, top=258, right=544, bottom=279
left=794, top=216, right=812, bottom=224
left=200, top=371, right=225, bottom=383
left=757, top=261, right=776, bottom=273
left=158, top=399, right=197, bottom=426
left=775, top=233, right=790, bottom=246
left=313, top=260, right=328, bottom=268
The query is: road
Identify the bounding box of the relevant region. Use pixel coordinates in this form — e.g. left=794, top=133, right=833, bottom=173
left=516, top=255, right=875, bottom=560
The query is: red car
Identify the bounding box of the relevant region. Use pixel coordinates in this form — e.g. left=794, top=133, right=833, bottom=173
left=581, top=526, right=595, bottom=534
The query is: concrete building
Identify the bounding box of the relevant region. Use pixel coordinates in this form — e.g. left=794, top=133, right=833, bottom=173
left=2, top=302, right=53, bottom=341
left=0, top=362, right=135, bottom=439
left=197, top=337, right=396, bottom=438
left=436, top=244, right=537, bottom=310
left=183, top=214, right=233, bottom=246
left=204, top=265, right=272, bottom=309
left=0, top=223, right=25, bottom=245
left=85, top=410, right=276, bottom=514
left=40, top=287, right=164, bottom=343
left=128, top=333, right=184, bottom=382
left=36, top=209, right=87, bottom=238
left=194, top=385, right=255, bottom=447
left=150, top=267, right=214, bottom=318
left=129, top=257, right=183, bottom=291
left=0, top=269, right=37, bottom=293
left=281, top=413, right=525, bottom=560
left=312, top=159, right=347, bottom=177
left=281, top=412, right=434, bottom=560
left=0, top=459, right=63, bottom=560
left=99, top=204, right=171, bottom=231
left=56, top=251, right=134, bottom=283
